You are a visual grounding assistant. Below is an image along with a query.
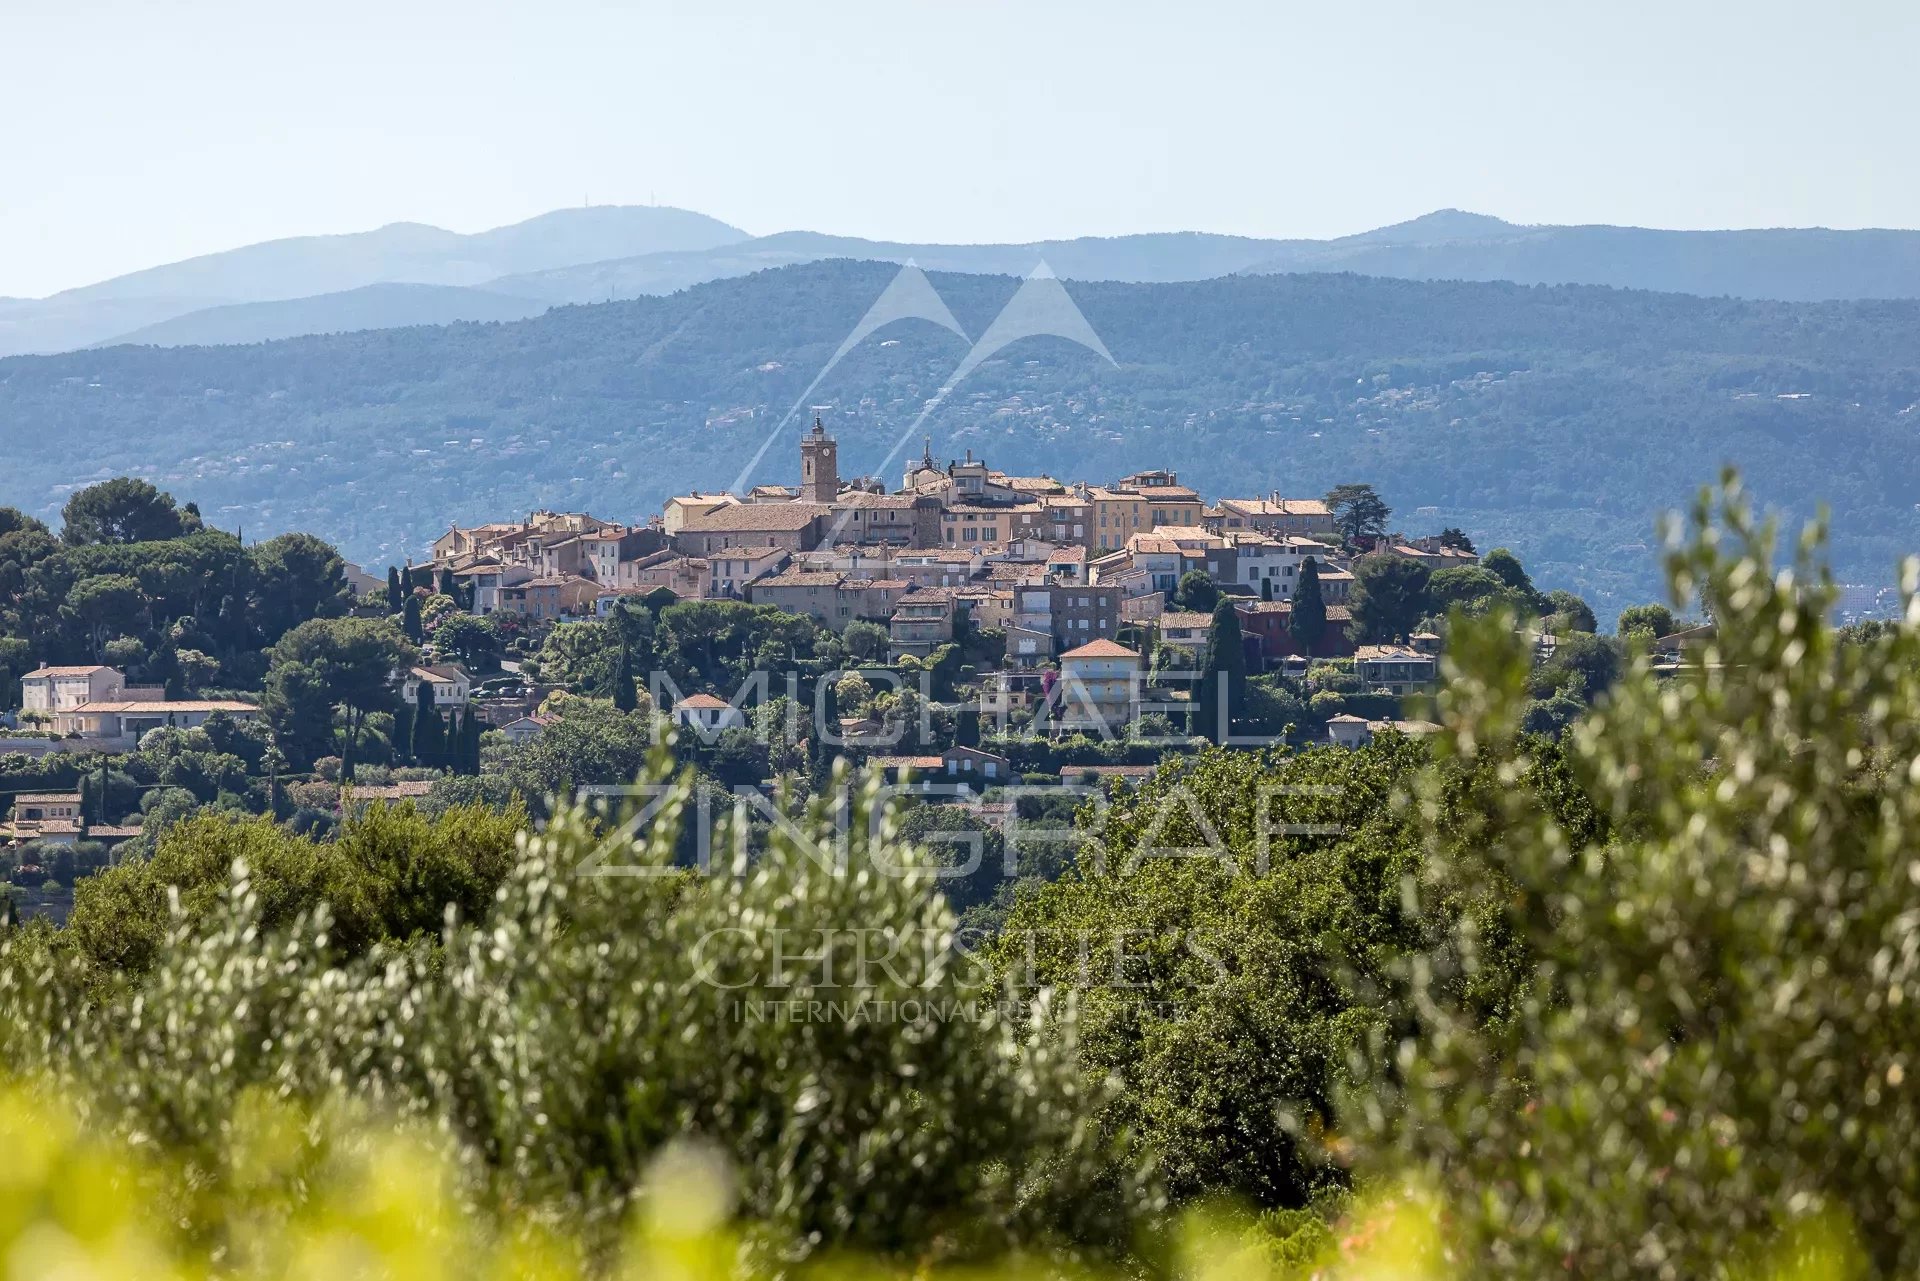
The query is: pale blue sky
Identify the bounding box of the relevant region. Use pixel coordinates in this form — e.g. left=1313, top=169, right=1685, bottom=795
left=3, top=0, right=1915, bottom=298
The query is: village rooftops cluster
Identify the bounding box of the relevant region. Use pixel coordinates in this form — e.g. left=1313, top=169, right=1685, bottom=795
left=418, top=425, right=1477, bottom=722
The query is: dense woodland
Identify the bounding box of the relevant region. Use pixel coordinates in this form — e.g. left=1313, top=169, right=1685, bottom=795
left=3, top=262, right=1919, bottom=610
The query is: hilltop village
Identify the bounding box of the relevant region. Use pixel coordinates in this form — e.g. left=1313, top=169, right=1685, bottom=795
left=0, top=427, right=1634, bottom=911
left=427, top=419, right=1488, bottom=708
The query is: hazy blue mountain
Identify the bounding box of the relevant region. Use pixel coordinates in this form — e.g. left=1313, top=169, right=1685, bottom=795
left=0, top=293, right=240, bottom=361
left=1244, top=210, right=1920, bottom=300
left=491, top=229, right=1289, bottom=304
left=4, top=260, right=1916, bottom=615
left=0, top=206, right=746, bottom=356
left=99, top=283, right=550, bottom=348
left=28, top=206, right=1920, bottom=355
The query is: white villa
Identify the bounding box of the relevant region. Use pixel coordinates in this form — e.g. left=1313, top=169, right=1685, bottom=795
left=19, top=665, right=260, bottom=746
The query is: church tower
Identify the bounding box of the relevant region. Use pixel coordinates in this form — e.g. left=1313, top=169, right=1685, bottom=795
left=800, top=416, right=839, bottom=504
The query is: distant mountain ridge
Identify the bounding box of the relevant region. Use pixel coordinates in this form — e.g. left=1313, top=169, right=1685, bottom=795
left=13, top=206, right=1920, bottom=355
left=100, top=284, right=550, bottom=349
left=0, top=206, right=747, bottom=356
left=1241, top=211, right=1920, bottom=299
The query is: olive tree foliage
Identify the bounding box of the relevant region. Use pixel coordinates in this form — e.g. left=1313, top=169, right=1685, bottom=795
left=1366, top=475, right=1920, bottom=1278
left=988, top=739, right=1573, bottom=1212
left=0, top=751, right=1147, bottom=1263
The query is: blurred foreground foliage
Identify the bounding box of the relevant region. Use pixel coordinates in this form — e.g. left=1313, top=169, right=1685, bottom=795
left=0, top=475, right=1913, bottom=1279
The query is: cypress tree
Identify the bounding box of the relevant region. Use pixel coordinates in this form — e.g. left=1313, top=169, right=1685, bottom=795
left=391, top=698, right=413, bottom=761
left=1261, top=574, right=1274, bottom=602
left=437, top=567, right=457, bottom=599
left=811, top=675, right=840, bottom=787
left=1291, top=557, right=1328, bottom=655
left=613, top=644, right=638, bottom=712
left=1197, top=600, right=1247, bottom=745
left=419, top=711, right=445, bottom=769
left=403, top=594, right=424, bottom=644
left=411, top=681, right=436, bottom=767
left=956, top=704, right=980, bottom=748
left=465, top=707, right=483, bottom=775
left=386, top=566, right=403, bottom=613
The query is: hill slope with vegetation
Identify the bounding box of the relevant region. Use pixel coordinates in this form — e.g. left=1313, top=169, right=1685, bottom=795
left=4, top=260, right=1918, bottom=609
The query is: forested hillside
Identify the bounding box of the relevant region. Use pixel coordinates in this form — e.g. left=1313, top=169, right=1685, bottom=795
left=4, top=260, right=1917, bottom=610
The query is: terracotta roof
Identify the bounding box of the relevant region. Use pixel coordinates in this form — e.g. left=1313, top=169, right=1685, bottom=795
left=410, top=665, right=468, bottom=682
left=1060, top=639, right=1140, bottom=660
left=87, top=825, right=143, bottom=839
left=1219, top=498, right=1331, bottom=517
left=681, top=502, right=829, bottom=533
left=518, top=574, right=597, bottom=589
left=1046, top=545, right=1088, bottom=563
left=348, top=781, right=435, bottom=800
left=1057, top=764, right=1156, bottom=777
left=756, top=571, right=844, bottom=588
left=24, top=666, right=112, bottom=678
left=674, top=694, right=733, bottom=710
left=1370, top=719, right=1443, bottom=735
left=15, top=793, right=80, bottom=805
left=1356, top=645, right=1432, bottom=662
left=1158, top=611, right=1214, bottom=630
left=871, top=755, right=944, bottom=771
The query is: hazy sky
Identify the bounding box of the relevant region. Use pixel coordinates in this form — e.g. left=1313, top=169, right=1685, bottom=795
left=4, top=0, right=1915, bottom=298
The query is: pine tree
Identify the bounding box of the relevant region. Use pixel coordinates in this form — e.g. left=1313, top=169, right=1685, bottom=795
left=1197, top=600, right=1247, bottom=745
left=1291, top=557, right=1327, bottom=656
left=403, top=595, right=424, bottom=644
left=386, top=566, right=403, bottom=613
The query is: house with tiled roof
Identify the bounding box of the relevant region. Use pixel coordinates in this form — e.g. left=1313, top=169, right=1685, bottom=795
left=19, top=666, right=133, bottom=723
left=709, top=545, right=792, bottom=598
left=673, top=502, right=830, bottom=556
left=498, top=574, right=601, bottom=621
left=1156, top=610, right=1215, bottom=652
left=1230, top=600, right=1357, bottom=663
left=672, top=693, right=746, bottom=735
left=501, top=712, right=559, bottom=744
left=3, top=792, right=85, bottom=845
left=1354, top=644, right=1439, bottom=695
left=1053, top=639, right=1144, bottom=736
left=1204, top=496, right=1336, bottom=538
left=868, top=744, right=1013, bottom=790
left=400, top=665, right=472, bottom=708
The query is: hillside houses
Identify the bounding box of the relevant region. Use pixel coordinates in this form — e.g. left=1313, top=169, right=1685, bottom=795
left=1203, top=495, right=1336, bottom=538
